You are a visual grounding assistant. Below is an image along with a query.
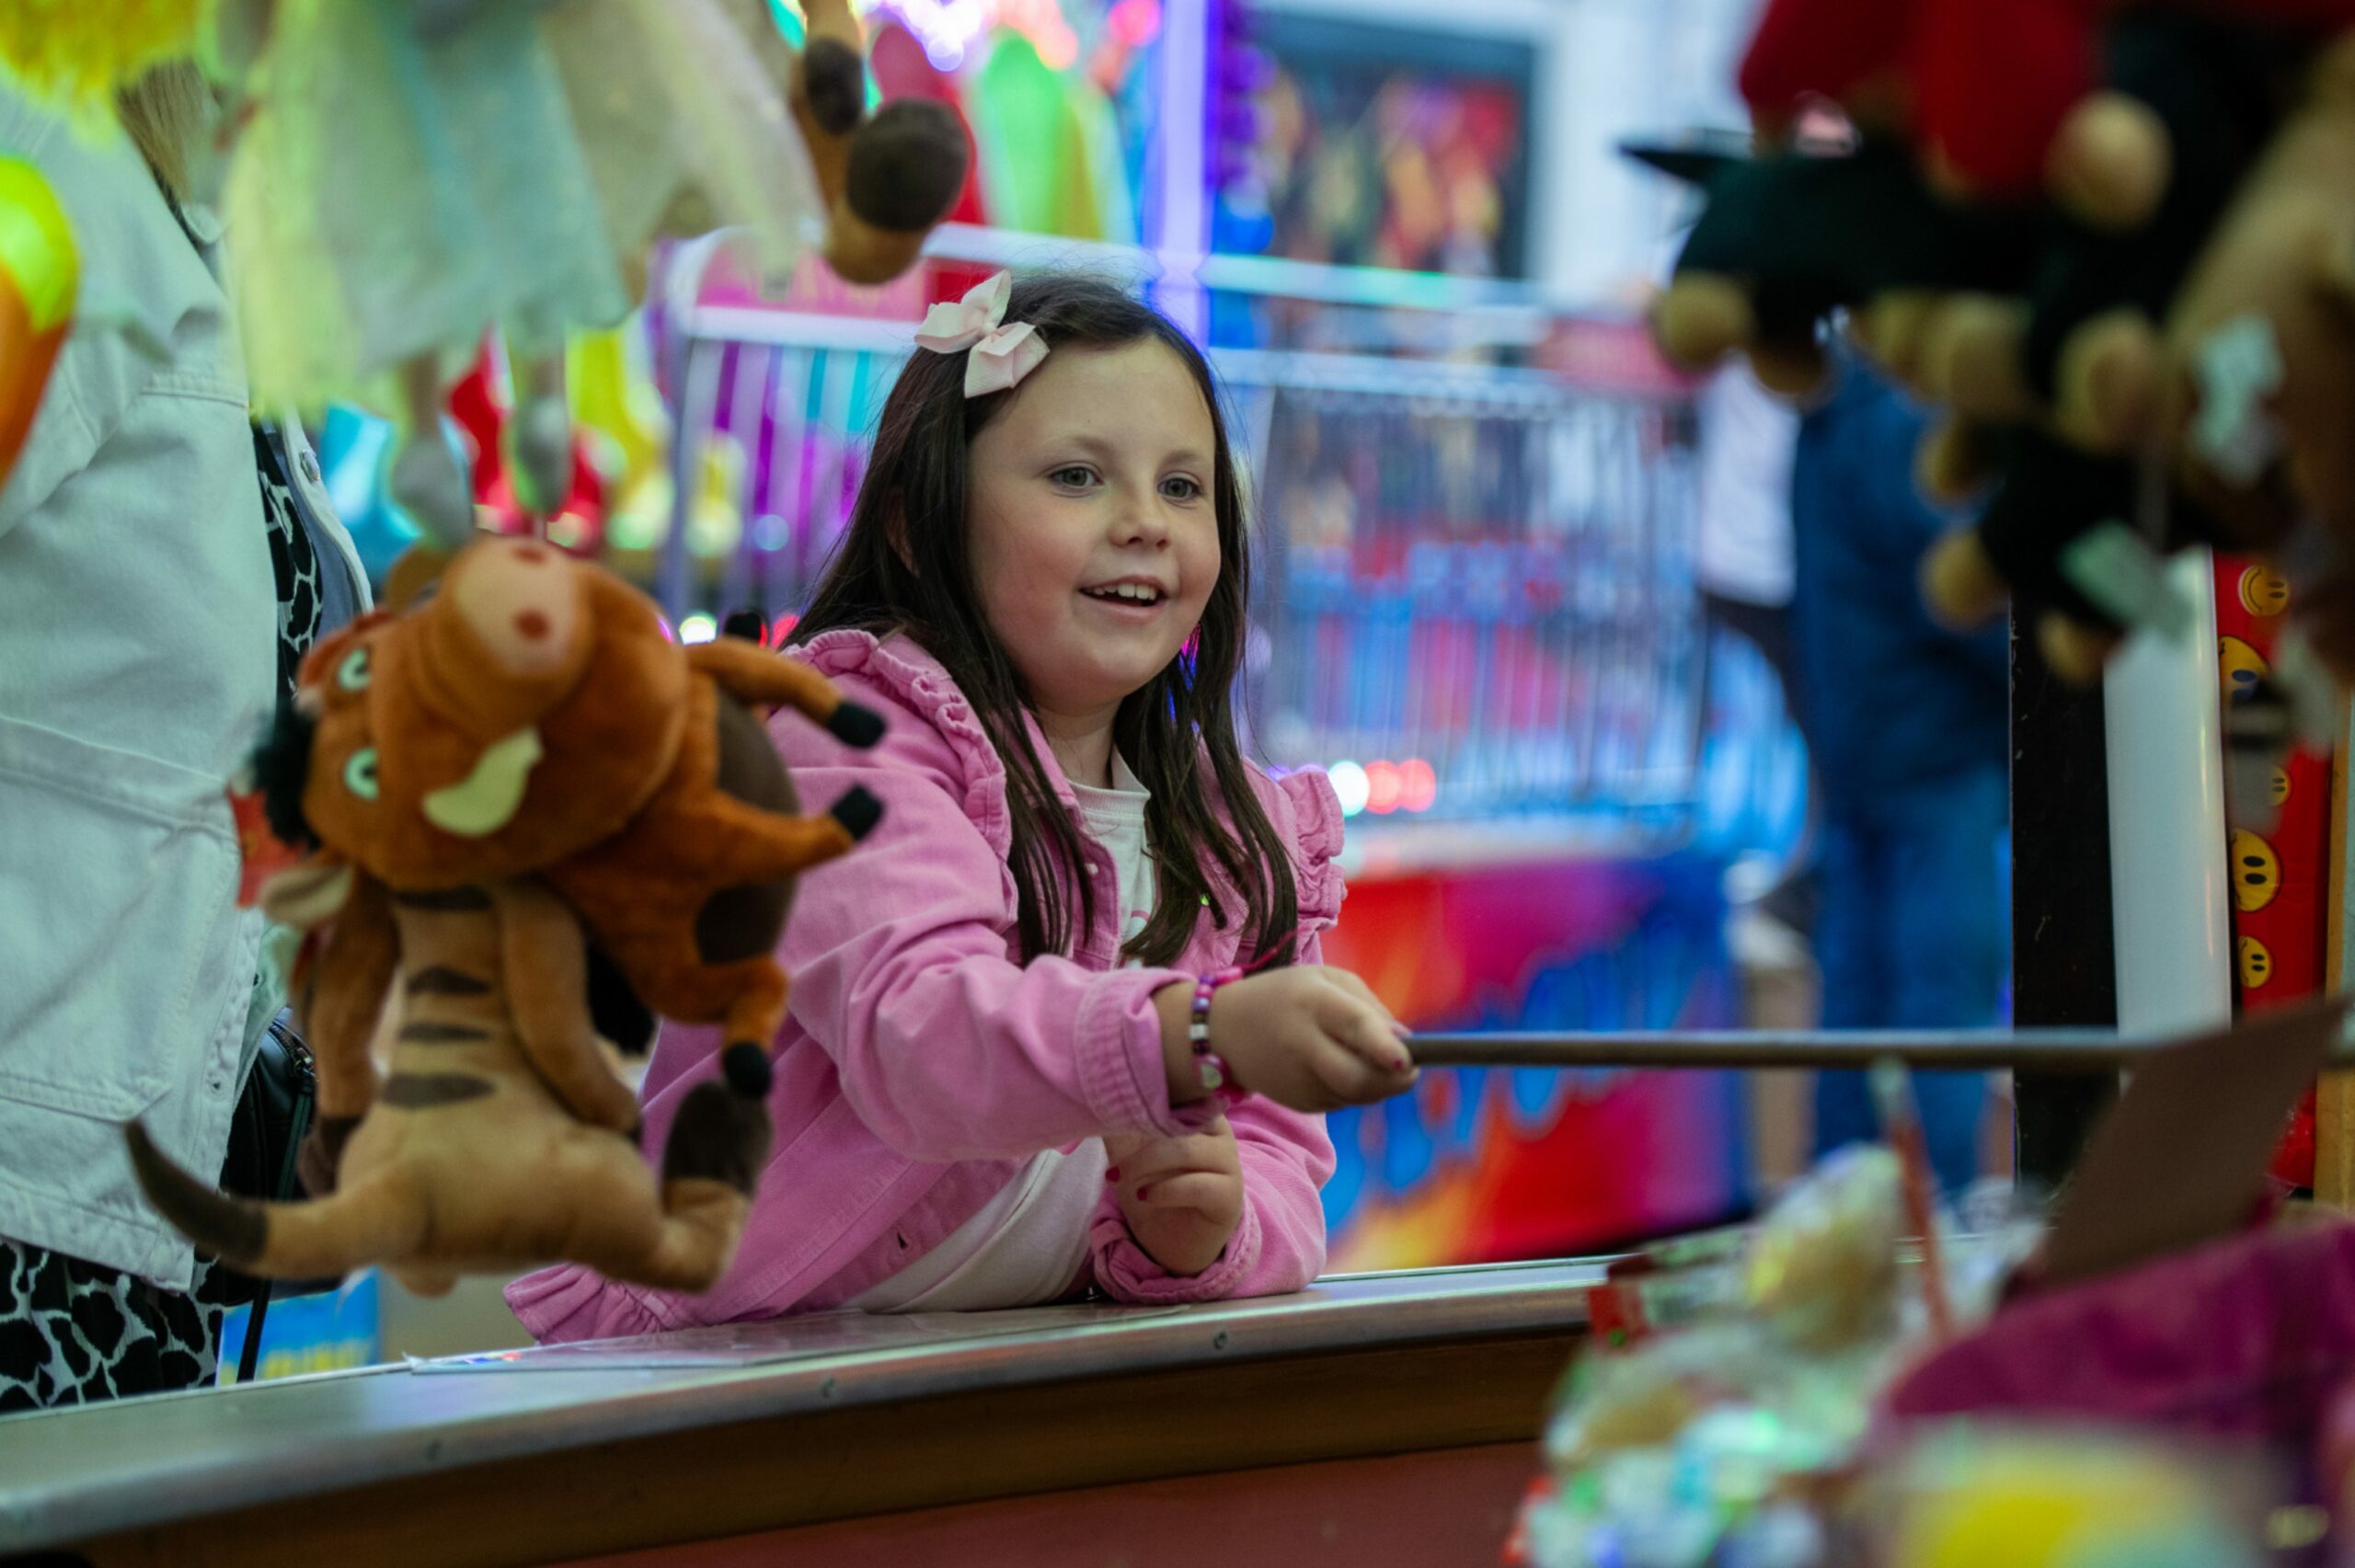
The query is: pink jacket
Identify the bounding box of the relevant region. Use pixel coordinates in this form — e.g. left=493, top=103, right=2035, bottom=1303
left=509, top=631, right=1343, bottom=1341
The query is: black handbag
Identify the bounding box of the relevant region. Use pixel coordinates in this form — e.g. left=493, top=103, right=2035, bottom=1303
left=213, top=1010, right=327, bottom=1381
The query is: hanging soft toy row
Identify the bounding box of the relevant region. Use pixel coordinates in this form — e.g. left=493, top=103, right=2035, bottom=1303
left=0, top=158, right=76, bottom=490
left=213, top=0, right=967, bottom=547
left=0, top=3, right=195, bottom=499
left=1647, top=0, right=2355, bottom=686
left=126, top=538, right=886, bottom=1293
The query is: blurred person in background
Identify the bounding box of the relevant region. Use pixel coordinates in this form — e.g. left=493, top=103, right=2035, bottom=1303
left=1788, top=352, right=2009, bottom=1196
left=0, top=63, right=365, bottom=1409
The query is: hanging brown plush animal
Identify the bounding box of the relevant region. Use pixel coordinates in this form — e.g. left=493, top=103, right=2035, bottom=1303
left=711, top=0, right=971, bottom=285
left=125, top=537, right=883, bottom=1288
left=129, top=874, right=769, bottom=1295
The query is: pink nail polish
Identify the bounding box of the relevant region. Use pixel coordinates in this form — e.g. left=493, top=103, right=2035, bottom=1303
left=1105, top=1166, right=1121, bottom=1183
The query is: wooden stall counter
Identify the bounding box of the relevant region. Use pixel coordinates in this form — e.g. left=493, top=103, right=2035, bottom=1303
left=0, top=1260, right=1599, bottom=1568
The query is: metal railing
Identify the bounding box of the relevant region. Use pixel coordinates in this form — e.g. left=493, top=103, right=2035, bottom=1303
left=1406, top=1029, right=2177, bottom=1074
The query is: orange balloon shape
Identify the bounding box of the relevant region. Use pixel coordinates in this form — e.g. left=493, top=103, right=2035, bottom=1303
left=0, top=157, right=77, bottom=488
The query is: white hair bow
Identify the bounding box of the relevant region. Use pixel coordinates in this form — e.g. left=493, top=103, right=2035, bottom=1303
left=914, top=272, right=1049, bottom=397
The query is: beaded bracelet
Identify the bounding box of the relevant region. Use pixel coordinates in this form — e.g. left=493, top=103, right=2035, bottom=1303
left=1189, top=966, right=1246, bottom=1104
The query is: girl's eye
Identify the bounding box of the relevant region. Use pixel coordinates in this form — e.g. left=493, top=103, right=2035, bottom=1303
left=343, top=749, right=380, bottom=801
left=1051, top=466, right=1099, bottom=489
left=1161, top=475, right=1203, bottom=502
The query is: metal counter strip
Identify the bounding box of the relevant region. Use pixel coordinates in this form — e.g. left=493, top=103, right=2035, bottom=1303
left=0, top=1259, right=1603, bottom=1552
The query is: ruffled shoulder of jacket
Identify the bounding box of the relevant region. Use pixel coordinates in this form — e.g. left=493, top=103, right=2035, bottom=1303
left=792, top=629, right=1015, bottom=859
left=1249, top=765, right=1346, bottom=933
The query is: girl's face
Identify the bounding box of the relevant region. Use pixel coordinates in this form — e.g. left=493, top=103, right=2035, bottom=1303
left=966, top=340, right=1222, bottom=725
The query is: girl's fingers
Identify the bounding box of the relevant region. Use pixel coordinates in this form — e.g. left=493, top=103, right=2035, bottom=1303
left=1130, top=1173, right=1237, bottom=1211
left=1310, top=1040, right=1399, bottom=1108
left=1327, top=996, right=1416, bottom=1076
left=1109, top=1139, right=1235, bottom=1189
left=1309, top=988, right=1383, bottom=1063
left=1325, top=967, right=1403, bottom=1027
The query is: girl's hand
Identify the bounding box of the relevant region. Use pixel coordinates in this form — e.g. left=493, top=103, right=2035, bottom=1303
left=1105, top=1117, right=1245, bottom=1277
left=1155, top=967, right=1417, bottom=1114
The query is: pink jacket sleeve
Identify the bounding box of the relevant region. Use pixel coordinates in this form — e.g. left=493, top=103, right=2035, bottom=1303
left=1084, top=984, right=1339, bottom=1305
left=1085, top=764, right=1350, bottom=1304
left=778, top=693, right=1212, bottom=1163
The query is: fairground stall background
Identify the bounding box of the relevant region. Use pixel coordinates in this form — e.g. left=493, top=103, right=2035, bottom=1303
left=273, top=0, right=1789, bottom=1367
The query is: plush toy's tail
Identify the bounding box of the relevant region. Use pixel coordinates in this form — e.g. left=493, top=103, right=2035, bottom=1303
left=125, top=1123, right=425, bottom=1281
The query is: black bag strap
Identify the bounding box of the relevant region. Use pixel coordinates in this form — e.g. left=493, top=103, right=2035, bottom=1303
left=236, top=1020, right=316, bottom=1385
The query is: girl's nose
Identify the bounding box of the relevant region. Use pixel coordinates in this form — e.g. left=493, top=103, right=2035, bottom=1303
left=1112, top=483, right=1173, bottom=547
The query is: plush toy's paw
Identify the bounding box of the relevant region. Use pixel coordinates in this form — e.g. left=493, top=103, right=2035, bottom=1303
left=801, top=37, right=867, bottom=137
left=1651, top=274, right=1755, bottom=372
left=851, top=100, right=968, bottom=223
left=1921, top=527, right=2011, bottom=630
left=664, top=1079, right=775, bottom=1195
left=1851, top=290, right=1939, bottom=388
left=2035, top=612, right=2122, bottom=686
left=828, top=100, right=971, bottom=286
left=388, top=431, right=476, bottom=552
left=829, top=784, right=884, bottom=841
left=2046, top=92, right=2172, bottom=233
left=825, top=701, right=886, bottom=749
left=2054, top=309, right=2163, bottom=452
left=721, top=1040, right=774, bottom=1100
left=1749, top=339, right=1831, bottom=398
left=1915, top=416, right=1996, bottom=503
left=1918, top=294, right=2036, bottom=419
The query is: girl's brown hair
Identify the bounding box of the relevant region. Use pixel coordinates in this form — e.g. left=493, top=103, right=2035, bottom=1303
left=794, top=274, right=1297, bottom=967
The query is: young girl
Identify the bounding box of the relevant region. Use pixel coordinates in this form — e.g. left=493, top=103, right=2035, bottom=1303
left=509, top=273, right=1415, bottom=1335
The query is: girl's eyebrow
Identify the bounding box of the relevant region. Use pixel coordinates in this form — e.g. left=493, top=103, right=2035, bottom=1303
left=1051, top=433, right=1212, bottom=472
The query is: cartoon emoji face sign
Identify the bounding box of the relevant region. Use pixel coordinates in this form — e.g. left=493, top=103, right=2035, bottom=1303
left=2219, top=635, right=2269, bottom=704
left=2273, top=766, right=2292, bottom=808
left=2237, top=935, right=2273, bottom=990
left=2238, top=565, right=2290, bottom=618
left=2230, top=829, right=2280, bottom=914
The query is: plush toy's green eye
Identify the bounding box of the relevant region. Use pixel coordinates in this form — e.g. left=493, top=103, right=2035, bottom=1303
left=337, top=647, right=372, bottom=692
left=343, top=749, right=380, bottom=801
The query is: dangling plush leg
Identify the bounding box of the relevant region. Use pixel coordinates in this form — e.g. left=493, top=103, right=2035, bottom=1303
left=2053, top=310, right=2163, bottom=453
left=685, top=638, right=885, bottom=744
left=627, top=1077, right=775, bottom=1291
left=1915, top=416, right=1997, bottom=505
left=1917, top=294, right=2037, bottom=419
left=511, top=348, right=575, bottom=525
left=494, top=880, right=642, bottom=1136
left=701, top=788, right=880, bottom=883
left=387, top=355, right=475, bottom=551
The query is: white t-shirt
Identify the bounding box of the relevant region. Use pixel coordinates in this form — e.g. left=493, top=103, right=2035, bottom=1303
left=850, top=752, right=1155, bottom=1313
left=1694, top=363, right=1798, bottom=608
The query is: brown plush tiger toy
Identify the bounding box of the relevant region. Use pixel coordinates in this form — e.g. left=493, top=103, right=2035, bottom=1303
left=125, top=537, right=882, bottom=1291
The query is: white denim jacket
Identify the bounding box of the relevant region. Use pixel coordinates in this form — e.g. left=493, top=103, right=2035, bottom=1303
left=0, top=87, right=367, bottom=1288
